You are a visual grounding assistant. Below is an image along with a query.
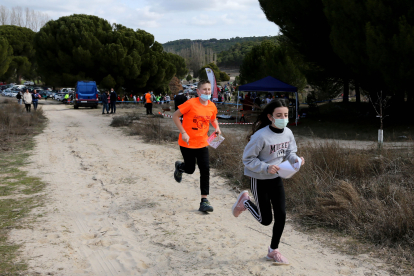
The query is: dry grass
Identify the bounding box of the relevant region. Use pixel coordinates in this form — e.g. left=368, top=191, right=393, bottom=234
left=0, top=99, right=46, bottom=149
left=110, top=112, right=140, bottom=127
left=209, top=135, right=248, bottom=189
left=209, top=136, right=414, bottom=274
left=129, top=117, right=177, bottom=144
left=285, top=141, right=414, bottom=273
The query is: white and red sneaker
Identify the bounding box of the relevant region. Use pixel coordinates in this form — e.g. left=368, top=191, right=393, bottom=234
left=231, top=190, right=250, bottom=217
left=266, top=247, right=289, bottom=265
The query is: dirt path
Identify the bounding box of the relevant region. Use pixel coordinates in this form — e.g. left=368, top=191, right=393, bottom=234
left=10, top=103, right=390, bottom=275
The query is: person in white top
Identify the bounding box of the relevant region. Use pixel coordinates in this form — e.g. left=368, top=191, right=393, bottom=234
left=265, top=94, right=273, bottom=104
left=23, top=89, right=33, bottom=112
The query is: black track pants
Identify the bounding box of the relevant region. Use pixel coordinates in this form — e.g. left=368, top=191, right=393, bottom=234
left=244, top=177, right=286, bottom=249
left=179, top=146, right=210, bottom=196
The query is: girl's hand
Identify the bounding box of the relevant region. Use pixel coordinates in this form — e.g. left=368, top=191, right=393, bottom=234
left=268, top=165, right=280, bottom=174
left=296, top=157, right=305, bottom=165
left=181, top=133, right=190, bottom=145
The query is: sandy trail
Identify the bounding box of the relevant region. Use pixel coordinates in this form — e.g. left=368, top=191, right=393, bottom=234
left=10, top=103, right=390, bottom=275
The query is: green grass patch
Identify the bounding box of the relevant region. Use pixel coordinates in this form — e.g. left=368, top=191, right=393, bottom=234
left=0, top=99, right=47, bottom=274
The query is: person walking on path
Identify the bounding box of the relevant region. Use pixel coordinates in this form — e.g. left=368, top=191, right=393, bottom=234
left=231, top=99, right=305, bottom=265
left=145, top=91, right=154, bottom=115
left=110, top=88, right=117, bottom=114
left=32, top=90, right=40, bottom=111
left=16, top=91, right=22, bottom=104
left=23, top=89, right=32, bottom=112
left=101, top=91, right=109, bottom=114
left=172, top=80, right=221, bottom=212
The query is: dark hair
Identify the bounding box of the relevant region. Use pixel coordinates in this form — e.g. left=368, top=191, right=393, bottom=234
left=247, top=98, right=289, bottom=141
left=197, top=79, right=211, bottom=89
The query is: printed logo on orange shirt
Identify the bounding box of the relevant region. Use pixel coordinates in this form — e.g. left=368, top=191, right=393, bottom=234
left=191, top=115, right=211, bottom=130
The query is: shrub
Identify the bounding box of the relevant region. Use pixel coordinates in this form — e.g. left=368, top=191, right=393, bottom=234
left=0, top=101, right=46, bottom=146
left=220, top=71, right=230, bottom=81
left=130, top=117, right=177, bottom=144
left=109, top=112, right=140, bottom=127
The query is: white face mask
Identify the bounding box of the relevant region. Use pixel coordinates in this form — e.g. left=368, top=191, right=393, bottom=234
left=272, top=116, right=289, bottom=129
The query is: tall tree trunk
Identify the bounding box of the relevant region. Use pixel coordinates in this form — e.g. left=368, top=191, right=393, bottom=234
left=355, top=82, right=361, bottom=103
left=343, top=78, right=349, bottom=103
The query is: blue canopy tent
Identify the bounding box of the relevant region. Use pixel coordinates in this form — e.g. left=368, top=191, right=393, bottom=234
left=237, top=76, right=299, bottom=125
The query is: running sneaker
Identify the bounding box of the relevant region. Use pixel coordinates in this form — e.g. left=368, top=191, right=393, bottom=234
left=266, top=247, right=289, bottom=265
left=174, top=161, right=183, bottom=183
left=231, top=190, right=250, bottom=217
left=199, top=200, right=214, bottom=212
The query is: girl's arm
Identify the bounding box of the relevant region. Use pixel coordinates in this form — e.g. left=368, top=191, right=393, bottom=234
left=242, top=137, right=271, bottom=174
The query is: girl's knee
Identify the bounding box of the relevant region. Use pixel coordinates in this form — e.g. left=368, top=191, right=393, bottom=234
left=260, top=217, right=273, bottom=226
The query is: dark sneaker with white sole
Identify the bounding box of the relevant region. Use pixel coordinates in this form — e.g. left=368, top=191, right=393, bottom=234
left=174, top=161, right=183, bottom=183
left=199, top=201, right=214, bottom=212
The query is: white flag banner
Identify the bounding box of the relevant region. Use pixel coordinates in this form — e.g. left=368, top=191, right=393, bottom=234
left=205, top=68, right=218, bottom=101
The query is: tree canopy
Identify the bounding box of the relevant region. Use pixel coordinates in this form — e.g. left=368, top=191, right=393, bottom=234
left=259, top=0, right=414, bottom=103
left=166, top=52, right=187, bottom=80
left=0, top=25, right=35, bottom=82
left=239, top=40, right=307, bottom=91
left=323, top=0, right=414, bottom=101
left=0, top=38, right=13, bottom=77
left=163, top=36, right=277, bottom=53
left=198, top=63, right=230, bottom=82
left=217, top=38, right=279, bottom=68
left=34, top=14, right=180, bottom=92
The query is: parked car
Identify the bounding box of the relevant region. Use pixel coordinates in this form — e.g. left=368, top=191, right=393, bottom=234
left=54, top=93, right=66, bottom=101
left=60, top=88, right=74, bottom=93
left=23, top=81, right=34, bottom=85
left=38, top=90, right=48, bottom=98
left=73, top=81, right=99, bottom=109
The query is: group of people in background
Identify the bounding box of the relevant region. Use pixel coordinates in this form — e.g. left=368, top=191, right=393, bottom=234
left=100, top=88, right=118, bottom=114
left=16, top=89, right=41, bottom=113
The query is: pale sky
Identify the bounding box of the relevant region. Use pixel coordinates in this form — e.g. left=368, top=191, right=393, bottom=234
left=1, top=0, right=280, bottom=43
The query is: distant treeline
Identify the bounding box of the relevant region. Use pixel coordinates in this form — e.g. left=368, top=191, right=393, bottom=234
left=162, top=36, right=277, bottom=54
left=217, top=37, right=279, bottom=68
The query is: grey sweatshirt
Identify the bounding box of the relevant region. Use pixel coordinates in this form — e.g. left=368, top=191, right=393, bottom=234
left=243, top=126, right=298, bottom=179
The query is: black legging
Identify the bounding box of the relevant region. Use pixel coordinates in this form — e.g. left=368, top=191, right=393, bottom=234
left=25, top=104, right=31, bottom=112
left=110, top=102, right=116, bottom=113
left=179, top=146, right=210, bottom=195
left=244, top=177, right=286, bottom=249
left=146, top=103, right=153, bottom=114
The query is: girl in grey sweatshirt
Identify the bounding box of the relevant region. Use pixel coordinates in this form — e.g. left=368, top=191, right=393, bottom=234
left=231, top=99, right=305, bottom=265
